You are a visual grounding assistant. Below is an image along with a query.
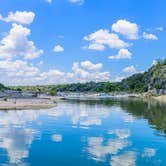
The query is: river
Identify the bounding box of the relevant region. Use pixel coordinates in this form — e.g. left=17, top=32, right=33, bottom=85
left=0, top=99, right=166, bottom=166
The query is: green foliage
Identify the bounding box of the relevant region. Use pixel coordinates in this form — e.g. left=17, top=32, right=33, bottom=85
left=0, top=83, right=7, bottom=91
left=9, top=82, right=124, bottom=93
left=49, top=87, right=57, bottom=96
left=16, top=88, right=22, bottom=92
left=121, top=72, right=149, bottom=93
left=154, top=83, right=162, bottom=89
left=3, top=96, right=8, bottom=101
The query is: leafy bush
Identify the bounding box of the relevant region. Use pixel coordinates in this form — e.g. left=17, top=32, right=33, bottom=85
left=49, top=87, right=57, bottom=96
left=154, top=83, right=162, bottom=89
left=3, top=96, right=8, bottom=101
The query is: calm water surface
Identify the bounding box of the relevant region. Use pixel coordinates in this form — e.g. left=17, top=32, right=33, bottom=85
left=0, top=99, right=166, bottom=166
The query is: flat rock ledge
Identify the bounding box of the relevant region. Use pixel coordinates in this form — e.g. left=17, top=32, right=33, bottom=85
left=0, top=98, right=56, bottom=110
left=153, top=95, right=166, bottom=103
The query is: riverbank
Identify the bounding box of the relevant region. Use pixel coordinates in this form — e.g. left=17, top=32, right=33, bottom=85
left=56, top=92, right=141, bottom=100
left=58, top=92, right=166, bottom=104
left=0, top=98, right=56, bottom=110
left=152, top=95, right=166, bottom=103
left=0, top=92, right=165, bottom=110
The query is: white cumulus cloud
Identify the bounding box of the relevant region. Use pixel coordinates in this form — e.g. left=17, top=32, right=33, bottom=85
left=0, top=60, right=39, bottom=77
left=109, top=49, right=132, bottom=60
left=0, top=23, right=43, bottom=60
left=71, top=61, right=110, bottom=82
left=87, top=43, right=105, bottom=51
left=0, top=11, right=35, bottom=24
left=84, top=29, right=130, bottom=51
left=142, top=32, right=158, bottom=40
left=112, top=19, right=139, bottom=40
left=81, top=60, right=103, bottom=71
left=122, top=65, right=137, bottom=75
left=53, top=45, right=64, bottom=52
left=0, top=59, right=110, bottom=85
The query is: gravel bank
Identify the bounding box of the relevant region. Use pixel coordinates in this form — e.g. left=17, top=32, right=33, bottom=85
left=0, top=98, right=56, bottom=110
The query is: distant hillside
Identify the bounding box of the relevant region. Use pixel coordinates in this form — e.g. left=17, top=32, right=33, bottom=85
left=8, top=59, right=166, bottom=95
left=122, top=59, right=166, bottom=95
left=149, top=59, right=166, bottom=94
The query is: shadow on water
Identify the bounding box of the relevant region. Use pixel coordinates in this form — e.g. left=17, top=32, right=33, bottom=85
left=65, top=98, right=166, bottom=136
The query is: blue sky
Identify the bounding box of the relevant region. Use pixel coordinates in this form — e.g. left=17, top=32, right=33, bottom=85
left=0, top=0, right=165, bottom=85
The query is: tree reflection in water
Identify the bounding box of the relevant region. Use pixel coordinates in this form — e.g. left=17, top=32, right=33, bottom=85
left=68, top=98, right=166, bottom=136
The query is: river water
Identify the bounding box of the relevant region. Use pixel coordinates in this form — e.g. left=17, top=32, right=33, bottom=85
left=0, top=99, right=166, bottom=166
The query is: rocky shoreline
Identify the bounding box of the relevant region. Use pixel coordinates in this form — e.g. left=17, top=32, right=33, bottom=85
left=0, top=98, right=56, bottom=110
left=0, top=91, right=165, bottom=110
left=152, top=95, right=166, bottom=103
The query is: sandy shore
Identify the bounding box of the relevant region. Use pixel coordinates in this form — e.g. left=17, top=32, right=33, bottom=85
left=0, top=98, right=56, bottom=110
left=153, top=95, right=166, bottom=103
